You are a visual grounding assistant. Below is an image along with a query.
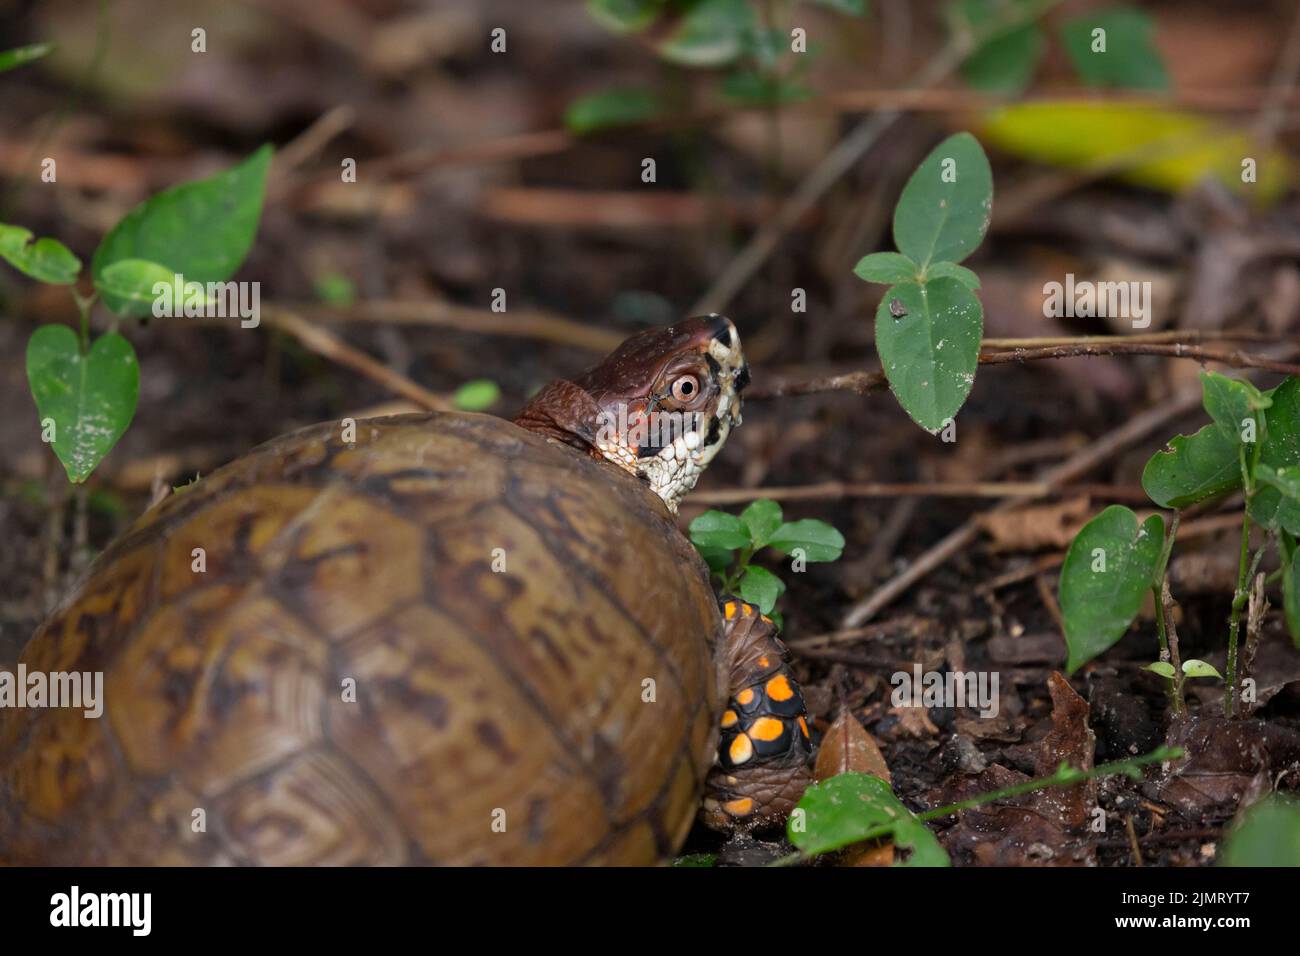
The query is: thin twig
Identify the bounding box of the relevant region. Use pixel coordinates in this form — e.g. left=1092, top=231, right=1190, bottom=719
left=293, top=301, right=625, bottom=353
left=753, top=341, right=1300, bottom=399
left=841, top=383, right=1207, bottom=627
left=689, top=480, right=1149, bottom=506
left=262, top=308, right=451, bottom=411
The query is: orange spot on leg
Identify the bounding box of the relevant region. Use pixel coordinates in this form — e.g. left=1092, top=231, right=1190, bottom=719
left=766, top=674, right=794, bottom=702
left=750, top=716, right=784, bottom=742
left=723, top=797, right=754, bottom=817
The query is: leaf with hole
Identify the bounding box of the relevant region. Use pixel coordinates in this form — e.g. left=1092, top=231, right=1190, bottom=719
left=1059, top=505, right=1164, bottom=674
left=892, top=132, right=993, bottom=270
left=788, top=772, right=949, bottom=865
left=1142, top=423, right=1241, bottom=509
left=26, top=326, right=139, bottom=483
left=0, top=224, right=81, bottom=285
left=92, top=144, right=272, bottom=317
left=875, top=277, right=983, bottom=433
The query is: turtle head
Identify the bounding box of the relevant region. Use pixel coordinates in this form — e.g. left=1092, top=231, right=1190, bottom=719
left=515, top=314, right=748, bottom=512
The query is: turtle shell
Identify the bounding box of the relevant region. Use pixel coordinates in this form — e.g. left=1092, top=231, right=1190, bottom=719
left=0, top=413, right=725, bottom=865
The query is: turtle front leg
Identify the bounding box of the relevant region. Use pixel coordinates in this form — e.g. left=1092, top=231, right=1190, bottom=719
left=700, top=599, right=814, bottom=832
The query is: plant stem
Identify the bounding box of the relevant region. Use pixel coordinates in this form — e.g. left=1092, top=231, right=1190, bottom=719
left=1152, top=513, right=1184, bottom=716
left=769, top=746, right=1183, bottom=866
left=1226, top=510, right=1251, bottom=718
left=70, top=289, right=97, bottom=353
left=1226, top=423, right=1267, bottom=717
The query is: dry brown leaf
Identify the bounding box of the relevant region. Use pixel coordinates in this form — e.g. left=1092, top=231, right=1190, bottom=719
left=814, top=709, right=891, bottom=784
left=815, top=709, right=895, bottom=867
left=976, top=496, right=1092, bottom=551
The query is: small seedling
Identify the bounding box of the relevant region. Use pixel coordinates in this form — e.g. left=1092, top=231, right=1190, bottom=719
left=4, top=146, right=273, bottom=483
left=1060, top=372, right=1300, bottom=717
left=689, top=498, right=844, bottom=625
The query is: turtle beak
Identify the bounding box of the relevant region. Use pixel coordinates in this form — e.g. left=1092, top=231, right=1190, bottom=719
left=698, top=314, right=745, bottom=427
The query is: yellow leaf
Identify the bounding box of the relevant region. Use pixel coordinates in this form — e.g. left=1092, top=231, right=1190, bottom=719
left=980, top=101, right=1292, bottom=206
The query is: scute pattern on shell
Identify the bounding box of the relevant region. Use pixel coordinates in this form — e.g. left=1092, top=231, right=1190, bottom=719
left=0, top=413, right=724, bottom=865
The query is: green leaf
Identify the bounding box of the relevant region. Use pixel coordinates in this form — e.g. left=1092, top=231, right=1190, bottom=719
left=565, top=88, right=661, bottom=133
left=1201, top=371, right=1269, bottom=443
left=452, top=379, right=501, bottom=411
left=0, top=224, right=81, bottom=285
left=689, top=510, right=751, bottom=550
left=1221, top=795, right=1300, bottom=867
left=788, top=773, right=950, bottom=865
left=92, top=144, right=272, bottom=317
left=875, top=277, right=983, bottom=434
left=0, top=42, right=54, bottom=74
left=720, top=70, right=810, bottom=106
left=952, top=0, right=1044, bottom=95
left=671, top=852, right=717, bottom=867
left=769, top=518, right=845, bottom=562
left=853, top=251, right=918, bottom=285
left=1250, top=378, right=1300, bottom=535
left=1142, top=423, right=1241, bottom=509
left=314, top=272, right=356, bottom=307
left=925, top=261, right=981, bottom=290
left=697, top=544, right=735, bottom=574
left=1256, top=464, right=1300, bottom=503
left=738, top=565, right=785, bottom=614
left=811, top=0, right=867, bottom=14
left=892, top=816, right=951, bottom=867
left=26, top=326, right=139, bottom=483
left=1181, top=659, right=1222, bottom=680
left=587, top=0, right=661, bottom=32
left=893, top=132, right=993, bottom=270
left=658, top=0, right=753, bottom=67
left=1059, top=506, right=1165, bottom=674
left=94, top=258, right=177, bottom=306
left=1144, top=661, right=1176, bottom=678
left=740, top=499, right=783, bottom=548
left=1060, top=8, right=1169, bottom=92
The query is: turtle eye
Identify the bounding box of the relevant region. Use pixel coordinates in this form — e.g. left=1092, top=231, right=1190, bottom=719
left=670, top=374, right=701, bottom=403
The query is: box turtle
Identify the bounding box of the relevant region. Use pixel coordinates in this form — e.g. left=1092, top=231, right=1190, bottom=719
left=0, top=315, right=812, bottom=865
